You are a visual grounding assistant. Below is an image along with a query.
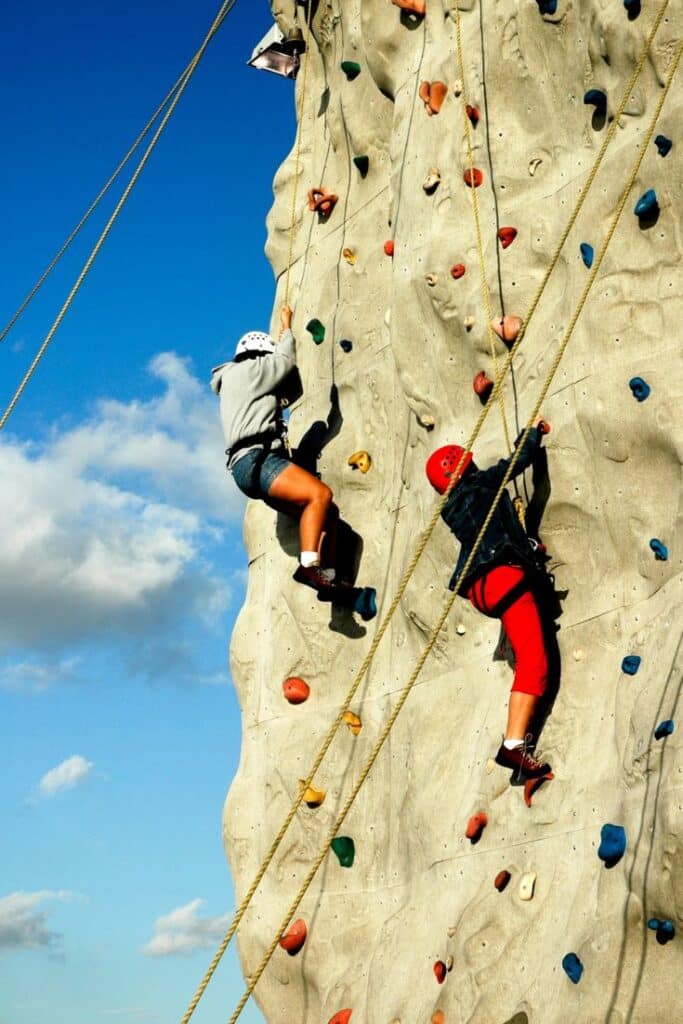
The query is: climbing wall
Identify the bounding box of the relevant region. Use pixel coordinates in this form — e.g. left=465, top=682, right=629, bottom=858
left=223, top=1, right=682, bottom=1021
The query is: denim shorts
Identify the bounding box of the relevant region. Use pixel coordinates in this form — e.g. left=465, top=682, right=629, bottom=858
left=231, top=447, right=291, bottom=500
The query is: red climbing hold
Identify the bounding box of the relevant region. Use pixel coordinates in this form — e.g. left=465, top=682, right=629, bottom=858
left=384, top=239, right=395, bottom=257
left=450, top=263, right=466, bottom=280
left=432, top=1013, right=446, bottom=1024
left=420, top=80, right=448, bottom=116
left=466, top=812, right=488, bottom=842
left=473, top=371, right=494, bottom=402
left=308, top=187, right=338, bottom=219
left=434, top=960, right=447, bottom=984
left=524, top=771, right=554, bottom=808
left=279, top=918, right=307, bottom=955
left=282, top=676, right=310, bottom=705
left=497, top=226, right=517, bottom=249
left=392, top=0, right=426, bottom=13
left=464, top=167, right=484, bottom=188
left=494, top=869, right=511, bottom=892
left=491, top=315, right=522, bottom=347
left=328, top=1011, right=353, bottom=1024
left=466, top=104, right=480, bottom=127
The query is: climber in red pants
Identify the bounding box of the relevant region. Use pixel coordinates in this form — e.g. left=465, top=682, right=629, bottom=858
left=426, top=419, right=556, bottom=780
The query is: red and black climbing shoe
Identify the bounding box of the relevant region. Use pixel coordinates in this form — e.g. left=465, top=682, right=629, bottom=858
left=293, top=564, right=336, bottom=597
left=495, top=740, right=551, bottom=780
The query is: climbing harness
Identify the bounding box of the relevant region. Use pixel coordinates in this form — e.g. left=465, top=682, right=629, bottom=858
left=180, top=3, right=676, bottom=1019
left=0, top=0, right=239, bottom=433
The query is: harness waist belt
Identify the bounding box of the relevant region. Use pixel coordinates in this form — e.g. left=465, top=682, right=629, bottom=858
left=228, top=432, right=285, bottom=463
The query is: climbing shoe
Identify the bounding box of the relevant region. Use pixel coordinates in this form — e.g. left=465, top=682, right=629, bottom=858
left=495, top=740, right=551, bottom=780
left=293, top=564, right=336, bottom=597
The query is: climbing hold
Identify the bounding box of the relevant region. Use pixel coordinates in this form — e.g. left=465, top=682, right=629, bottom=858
left=445, top=955, right=453, bottom=972
left=342, top=247, right=356, bottom=265
left=648, top=919, right=676, bottom=945
left=331, top=836, right=356, bottom=868
left=352, top=586, right=377, bottom=622
left=423, top=167, right=442, bottom=194
left=431, top=1013, right=445, bottom=1024
left=580, top=242, right=594, bottom=268
left=299, top=780, right=326, bottom=808
left=464, top=167, right=484, bottom=188
left=523, top=771, right=554, bottom=808
left=465, top=812, right=488, bottom=843
left=528, top=157, right=543, bottom=176
left=384, top=239, right=395, bottom=257
left=339, top=339, right=353, bottom=353
left=598, top=823, right=627, bottom=868
left=634, top=189, right=659, bottom=219
left=464, top=315, right=475, bottom=331
left=654, top=134, right=673, bottom=157
left=347, top=450, right=372, bottom=473
left=473, top=371, right=494, bottom=403
left=536, top=0, right=558, bottom=13
left=341, top=61, right=361, bottom=81
left=425, top=273, right=438, bottom=287
left=629, top=376, right=650, bottom=402
left=343, top=710, right=362, bottom=735
left=519, top=872, right=537, bottom=901
left=494, top=870, right=511, bottom=892
left=562, top=953, right=584, bottom=984
left=453, top=79, right=463, bottom=97
left=649, top=538, right=668, bottom=561
left=491, top=315, right=522, bottom=347
left=498, top=227, right=517, bottom=249
left=353, top=155, right=370, bottom=177
left=465, top=104, right=480, bottom=128
left=306, top=319, right=326, bottom=345
left=654, top=720, right=675, bottom=740
left=624, top=0, right=641, bottom=17
left=434, top=960, right=447, bottom=984
left=279, top=918, right=307, bottom=955
left=584, top=89, right=607, bottom=116
left=308, top=187, right=339, bottom=219
left=328, top=1012, right=352, bottom=1024
left=282, top=677, right=310, bottom=705
left=621, top=654, right=641, bottom=675
left=420, top=81, right=448, bottom=116
left=485, top=758, right=496, bottom=774
left=455, top=623, right=466, bottom=635
left=451, top=264, right=466, bottom=280
left=392, top=0, right=426, bottom=14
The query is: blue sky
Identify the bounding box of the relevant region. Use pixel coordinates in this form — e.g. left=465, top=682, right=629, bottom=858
left=0, top=2, right=295, bottom=1021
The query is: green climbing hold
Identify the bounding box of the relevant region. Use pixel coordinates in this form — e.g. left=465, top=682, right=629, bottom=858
left=331, top=836, right=355, bottom=867
left=341, top=61, right=361, bottom=81
left=353, top=155, right=370, bottom=176
left=306, top=319, right=325, bottom=345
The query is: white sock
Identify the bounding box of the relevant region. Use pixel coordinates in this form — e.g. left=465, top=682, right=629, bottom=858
left=321, top=568, right=336, bottom=581
left=300, top=551, right=320, bottom=568
left=504, top=738, right=524, bottom=750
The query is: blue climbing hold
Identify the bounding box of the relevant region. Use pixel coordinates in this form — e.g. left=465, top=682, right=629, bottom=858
left=354, top=587, right=377, bottom=622
left=622, top=655, right=641, bottom=676
left=629, top=377, right=650, bottom=402
left=624, top=0, right=641, bottom=17
left=649, top=918, right=676, bottom=945
left=584, top=89, right=607, bottom=115
left=339, top=339, right=353, bottom=353
left=535, top=0, right=558, bottom=13
left=635, top=189, right=659, bottom=218
left=649, top=538, right=668, bottom=561
left=580, top=243, right=594, bottom=269
left=654, top=134, right=673, bottom=157
left=598, top=824, right=627, bottom=867
left=654, top=720, right=674, bottom=740
left=562, top=953, right=583, bottom=984
left=647, top=918, right=659, bottom=930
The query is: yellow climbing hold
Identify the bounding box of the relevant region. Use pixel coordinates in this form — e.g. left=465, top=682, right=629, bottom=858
left=299, top=780, right=326, bottom=807
left=343, top=710, right=362, bottom=735
left=347, top=451, right=372, bottom=473
left=342, top=247, right=357, bottom=265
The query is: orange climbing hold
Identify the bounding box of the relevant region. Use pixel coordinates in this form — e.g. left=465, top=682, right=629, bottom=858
left=434, top=960, right=447, bottom=984
left=466, top=104, right=480, bottom=127
left=432, top=1013, right=446, bottom=1024
left=466, top=812, right=488, bottom=842
left=523, top=771, right=554, bottom=808
left=473, top=371, right=493, bottom=402
left=347, top=450, right=372, bottom=473
left=463, top=167, right=484, bottom=188
left=392, top=0, right=426, bottom=13
left=343, top=710, right=362, bottom=735
left=497, top=226, right=517, bottom=249
left=491, top=315, right=522, bottom=347
left=299, top=780, right=326, bottom=807
left=308, top=187, right=338, bottom=218
left=328, top=1011, right=352, bottom=1024
left=282, top=676, right=310, bottom=705
left=450, top=264, right=466, bottom=280
left=384, top=239, right=395, bottom=257
left=420, top=81, right=448, bottom=116
left=279, top=918, right=307, bottom=955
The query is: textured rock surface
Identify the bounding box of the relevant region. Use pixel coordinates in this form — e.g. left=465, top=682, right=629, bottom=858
left=224, top=1, right=682, bottom=1021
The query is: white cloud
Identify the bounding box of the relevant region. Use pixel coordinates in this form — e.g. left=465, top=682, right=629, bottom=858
left=37, top=755, right=94, bottom=798
left=0, top=890, right=73, bottom=952
left=141, top=898, right=230, bottom=956
left=0, top=353, right=242, bottom=679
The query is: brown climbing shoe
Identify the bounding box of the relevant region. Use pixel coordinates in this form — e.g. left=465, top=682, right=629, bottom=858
left=495, top=741, right=551, bottom=779
left=293, top=564, right=336, bottom=596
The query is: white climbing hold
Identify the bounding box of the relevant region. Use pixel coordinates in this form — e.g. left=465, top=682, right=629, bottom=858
left=423, top=167, right=442, bottom=193
left=573, top=649, right=584, bottom=662
left=464, top=315, right=475, bottom=331
left=454, top=79, right=463, bottom=97
left=447, top=925, right=457, bottom=938
left=528, top=157, right=542, bottom=176
left=445, top=955, right=454, bottom=971
left=485, top=758, right=496, bottom=774
left=519, top=872, right=537, bottom=901
left=456, top=623, right=466, bottom=635
left=425, top=273, right=438, bottom=287
left=419, top=413, right=435, bottom=428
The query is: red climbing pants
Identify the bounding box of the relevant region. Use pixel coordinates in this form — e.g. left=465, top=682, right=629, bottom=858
left=467, top=565, right=548, bottom=697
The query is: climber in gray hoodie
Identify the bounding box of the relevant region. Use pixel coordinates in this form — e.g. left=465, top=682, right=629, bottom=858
left=211, top=305, right=374, bottom=615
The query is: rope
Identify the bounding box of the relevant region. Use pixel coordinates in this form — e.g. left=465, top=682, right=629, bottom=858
left=180, top=2, right=673, bottom=1018
left=226, top=41, right=681, bottom=1020
left=0, top=0, right=238, bottom=433
left=0, top=2, right=233, bottom=348
left=283, top=0, right=315, bottom=308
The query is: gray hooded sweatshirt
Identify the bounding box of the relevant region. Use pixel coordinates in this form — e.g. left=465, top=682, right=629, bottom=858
left=210, top=329, right=298, bottom=468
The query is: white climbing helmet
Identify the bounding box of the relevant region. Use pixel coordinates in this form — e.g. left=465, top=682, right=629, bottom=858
left=235, top=331, right=276, bottom=358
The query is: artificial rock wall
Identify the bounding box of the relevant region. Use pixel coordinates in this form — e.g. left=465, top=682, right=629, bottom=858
left=223, top=1, right=682, bottom=1021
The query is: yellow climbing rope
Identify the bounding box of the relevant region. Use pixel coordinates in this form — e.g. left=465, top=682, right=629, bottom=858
left=0, top=0, right=238, bottom=432
left=180, top=1, right=674, bottom=1018
left=225, top=42, right=681, bottom=1021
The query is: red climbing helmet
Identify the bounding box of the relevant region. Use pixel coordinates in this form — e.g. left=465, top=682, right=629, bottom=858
left=425, top=445, right=473, bottom=494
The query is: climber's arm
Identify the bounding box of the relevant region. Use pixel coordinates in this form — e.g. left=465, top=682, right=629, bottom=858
left=480, top=420, right=548, bottom=486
